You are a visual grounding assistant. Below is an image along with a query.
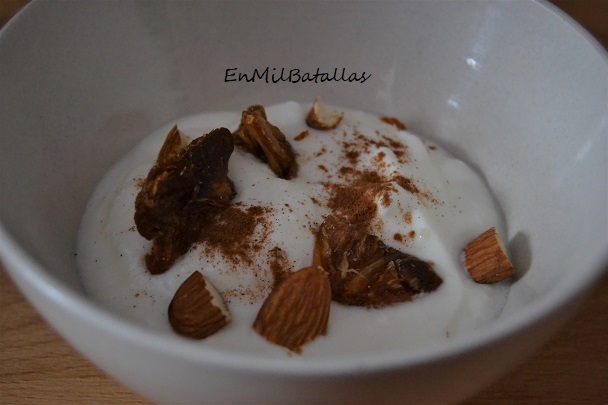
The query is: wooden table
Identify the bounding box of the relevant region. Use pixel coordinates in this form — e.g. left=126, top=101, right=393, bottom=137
left=1, top=1, right=607, bottom=404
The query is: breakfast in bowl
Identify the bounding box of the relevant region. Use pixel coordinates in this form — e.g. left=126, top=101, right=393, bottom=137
left=77, top=99, right=514, bottom=355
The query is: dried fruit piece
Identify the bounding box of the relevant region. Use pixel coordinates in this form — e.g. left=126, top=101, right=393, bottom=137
left=463, top=227, right=515, bottom=283
left=253, top=266, right=331, bottom=354
left=306, top=98, right=344, bottom=130
left=313, top=216, right=442, bottom=307
left=380, top=116, right=408, bottom=131
left=134, top=127, right=236, bottom=274
left=168, top=271, right=231, bottom=339
left=233, top=105, right=298, bottom=179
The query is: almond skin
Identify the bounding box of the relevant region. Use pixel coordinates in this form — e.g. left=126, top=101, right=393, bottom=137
left=168, top=271, right=231, bottom=339
left=156, top=125, right=187, bottom=165
left=463, top=227, right=515, bottom=283
left=253, top=266, right=331, bottom=354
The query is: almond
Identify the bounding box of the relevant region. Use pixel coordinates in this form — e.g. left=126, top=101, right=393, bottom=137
left=253, top=266, right=331, bottom=353
left=232, top=105, right=298, bottom=179
left=306, top=98, right=344, bottom=130
left=156, top=125, right=187, bottom=165
left=463, top=227, right=515, bottom=283
left=168, top=271, right=231, bottom=339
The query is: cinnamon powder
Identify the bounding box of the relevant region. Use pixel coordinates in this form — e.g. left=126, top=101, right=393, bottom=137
left=198, top=204, right=271, bottom=266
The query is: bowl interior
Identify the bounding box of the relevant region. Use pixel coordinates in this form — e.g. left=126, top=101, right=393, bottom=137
left=1, top=0, right=606, bottom=363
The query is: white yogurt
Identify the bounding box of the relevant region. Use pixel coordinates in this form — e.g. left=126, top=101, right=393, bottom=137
left=77, top=101, right=509, bottom=358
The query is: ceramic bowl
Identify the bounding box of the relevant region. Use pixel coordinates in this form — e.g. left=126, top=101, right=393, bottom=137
left=1, top=1, right=606, bottom=404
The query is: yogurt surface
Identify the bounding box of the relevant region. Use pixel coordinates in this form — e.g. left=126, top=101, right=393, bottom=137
left=77, top=101, right=509, bottom=358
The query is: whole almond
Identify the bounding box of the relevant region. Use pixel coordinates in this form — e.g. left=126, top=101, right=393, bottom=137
left=253, top=266, right=331, bottom=353
left=168, top=271, right=231, bottom=339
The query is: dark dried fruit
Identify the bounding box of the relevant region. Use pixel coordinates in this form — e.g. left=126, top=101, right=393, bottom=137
left=134, top=127, right=236, bottom=274
left=168, top=271, right=231, bottom=339
left=233, top=105, right=298, bottom=179
left=313, top=216, right=442, bottom=308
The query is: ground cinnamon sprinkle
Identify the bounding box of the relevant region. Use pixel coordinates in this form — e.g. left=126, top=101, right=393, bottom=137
left=294, top=130, right=309, bottom=141
left=198, top=204, right=272, bottom=265
left=327, top=183, right=378, bottom=230
left=393, top=175, right=420, bottom=194
left=326, top=169, right=401, bottom=231
left=268, top=246, right=293, bottom=289
left=404, top=211, right=412, bottom=224
left=393, top=175, right=439, bottom=205
left=380, top=116, right=408, bottom=131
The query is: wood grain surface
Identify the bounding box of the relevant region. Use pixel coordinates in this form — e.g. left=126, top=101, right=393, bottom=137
left=1, top=1, right=607, bottom=404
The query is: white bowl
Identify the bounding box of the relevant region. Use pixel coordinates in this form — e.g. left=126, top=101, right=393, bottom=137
left=1, top=1, right=606, bottom=404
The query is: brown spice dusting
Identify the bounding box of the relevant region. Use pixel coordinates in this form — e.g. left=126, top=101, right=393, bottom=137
left=393, top=175, right=420, bottom=194
left=372, top=151, right=388, bottom=169
left=327, top=170, right=425, bottom=231
left=310, top=197, right=321, bottom=206
left=223, top=286, right=268, bottom=305
left=268, top=246, right=293, bottom=289
left=380, top=116, right=408, bottom=131
left=381, top=135, right=407, bottom=153
left=339, top=166, right=354, bottom=176
left=199, top=204, right=272, bottom=266
left=345, top=150, right=360, bottom=163
left=326, top=183, right=378, bottom=230
left=294, top=130, right=309, bottom=141
left=318, top=164, right=328, bottom=172
left=379, top=190, right=392, bottom=208
left=404, top=212, right=412, bottom=224
left=135, top=177, right=146, bottom=189
left=428, top=145, right=437, bottom=151
left=394, top=175, right=439, bottom=205
left=409, top=230, right=416, bottom=238
left=394, top=233, right=403, bottom=242
left=360, top=170, right=383, bottom=184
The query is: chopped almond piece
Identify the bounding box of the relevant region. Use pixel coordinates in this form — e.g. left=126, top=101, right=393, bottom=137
left=233, top=105, right=298, bottom=179
left=306, top=98, right=344, bottom=130
left=168, top=271, right=231, bottom=339
left=463, top=227, right=515, bottom=283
